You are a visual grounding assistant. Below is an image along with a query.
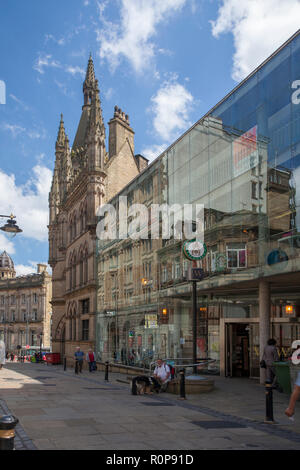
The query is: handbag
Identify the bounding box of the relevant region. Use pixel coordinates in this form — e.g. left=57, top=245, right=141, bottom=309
left=260, top=359, right=266, bottom=369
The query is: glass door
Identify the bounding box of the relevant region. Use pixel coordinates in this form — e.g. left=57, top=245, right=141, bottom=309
left=249, top=323, right=260, bottom=378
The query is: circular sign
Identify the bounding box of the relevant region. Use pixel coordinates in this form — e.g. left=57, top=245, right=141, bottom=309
left=183, top=239, right=207, bottom=261
left=267, top=249, right=288, bottom=266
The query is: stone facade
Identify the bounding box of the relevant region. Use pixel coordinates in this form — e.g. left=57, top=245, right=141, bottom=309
left=0, top=255, right=52, bottom=352
left=48, top=56, right=147, bottom=361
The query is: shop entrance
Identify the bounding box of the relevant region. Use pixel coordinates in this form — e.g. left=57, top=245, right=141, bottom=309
left=226, top=323, right=250, bottom=377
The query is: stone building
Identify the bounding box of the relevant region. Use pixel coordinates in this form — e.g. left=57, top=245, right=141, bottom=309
left=0, top=252, right=52, bottom=352
left=48, top=55, right=148, bottom=360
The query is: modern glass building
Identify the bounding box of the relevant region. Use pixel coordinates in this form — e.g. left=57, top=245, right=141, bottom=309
left=96, top=30, right=300, bottom=380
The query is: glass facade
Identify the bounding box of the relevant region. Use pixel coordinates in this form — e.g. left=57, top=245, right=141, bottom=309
left=96, top=31, right=300, bottom=377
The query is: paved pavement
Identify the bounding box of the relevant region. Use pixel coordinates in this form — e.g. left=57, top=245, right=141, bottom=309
left=0, top=362, right=300, bottom=450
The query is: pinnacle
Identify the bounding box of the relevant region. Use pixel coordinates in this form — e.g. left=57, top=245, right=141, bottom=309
left=84, top=54, right=96, bottom=88
left=56, top=113, right=66, bottom=146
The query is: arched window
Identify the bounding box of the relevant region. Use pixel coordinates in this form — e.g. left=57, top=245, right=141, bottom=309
left=73, top=214, right=77, bottom=239
left=73, top=254, right=77, bottom=289
left=73, top=312, right=77, bottom=341
left=79, top=251, right=84, bottom=285
left=69, top=216, right=73, bottom=243
left=84, top=251, right=88, bottom=284
left=83, top=204, right=87, bottom=232
left=69, top=254, right=73, bottom=290
left=69, top=315, right=73, bottom=341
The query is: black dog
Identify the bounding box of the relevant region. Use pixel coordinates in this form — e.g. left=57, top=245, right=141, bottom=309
left=131, top=375, right=161, bottom=395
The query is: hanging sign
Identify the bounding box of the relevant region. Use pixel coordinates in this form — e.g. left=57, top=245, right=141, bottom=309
left=183, top=239, right=207, bottom=261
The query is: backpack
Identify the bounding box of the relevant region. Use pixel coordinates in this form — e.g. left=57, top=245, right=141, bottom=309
left=166, top=363, right=175, bottom=379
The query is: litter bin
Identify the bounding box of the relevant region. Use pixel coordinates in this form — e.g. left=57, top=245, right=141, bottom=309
left=273, top=361, right=291, bottom=394
left=45, top=353, right=61, bottom=365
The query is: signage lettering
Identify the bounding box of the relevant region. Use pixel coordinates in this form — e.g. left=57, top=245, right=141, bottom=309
left=291, top=80, right=300, bottom=105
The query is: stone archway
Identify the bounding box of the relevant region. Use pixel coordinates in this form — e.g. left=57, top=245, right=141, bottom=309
left=54, top=314, right=66, bottom=357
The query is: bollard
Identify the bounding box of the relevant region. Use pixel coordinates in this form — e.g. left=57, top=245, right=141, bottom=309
left=64, top=356, right=66, bottom=371
left=75, top=360, right=78, bottom=375
left=0, top=415, right=19, bottom=450
left=265, top=381, right=275, bottom=423
left=105, top=361, right=109, bottom=381
left=179, top=368, right=186, bottom=400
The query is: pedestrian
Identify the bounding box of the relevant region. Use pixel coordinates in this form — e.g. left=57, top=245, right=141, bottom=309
left=86, top=349, right=96, bottom=372
left=0, top=340, right=5, bottom=370
left=262, top=338, right=281, bottom=390
left=153, top=358, right=171, bottom=392
left=10, top=352, right=14, bottom=362
left=74, top=346, right=84, bottom=374
left=285, top=371, right=300, bottom=418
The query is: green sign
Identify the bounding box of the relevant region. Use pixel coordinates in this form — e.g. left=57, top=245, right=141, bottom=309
left=183, top=239, right=207, bottom=261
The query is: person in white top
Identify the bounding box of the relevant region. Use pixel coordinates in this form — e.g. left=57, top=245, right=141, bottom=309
left=153, top=358, right=171, bottom=392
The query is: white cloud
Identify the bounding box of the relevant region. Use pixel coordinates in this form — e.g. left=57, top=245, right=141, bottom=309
left=45, top=34, right=66, bottom=46
left=97, top=0, right=187, bottom=73
left=141, top=143, right=167, bottom=162
left=9, top=95, right=30, bottom=111
left=27, top=129, right=47, bottom=140
left=0, top=233, right=15, bottom=255
left=1, top=124, right=25, bottom=138
left=150, top=78, right=194, bottom=141
left=15, top=262, right=52, bottom=277
left=1, top=123, right=46, bottom=140
left=211, top=0, right=300, bottom=82
left=34, top=54, right=85, bottom=79
left=15, top=262, right=38, bottom=276
left=65, top=65, right=85, bottom=77
left=0, top=164, right=52, bottom=242
left=103, top=87, right=114, bottom=101
left=33, top=54, right=62, bottom=75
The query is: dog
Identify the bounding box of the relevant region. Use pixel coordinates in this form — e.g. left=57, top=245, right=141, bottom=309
left=131, top=375, right=161, bottom=395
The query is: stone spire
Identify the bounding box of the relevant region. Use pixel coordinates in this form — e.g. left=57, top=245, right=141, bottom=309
left=88, top=79, right=105, bottom=136
left=56, top=114, right=66, bottom=146
left=83, top=54, right=96, bottom=106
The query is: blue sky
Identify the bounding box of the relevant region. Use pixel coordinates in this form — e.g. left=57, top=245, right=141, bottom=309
left=0, top=0, right=300, bottom=274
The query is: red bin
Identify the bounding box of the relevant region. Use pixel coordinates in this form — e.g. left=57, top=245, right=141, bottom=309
left=45, top=353, right=61, bottom=365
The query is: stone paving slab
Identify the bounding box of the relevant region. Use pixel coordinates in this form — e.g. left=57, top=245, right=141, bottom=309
left=1, top=363, right=300, bottom=450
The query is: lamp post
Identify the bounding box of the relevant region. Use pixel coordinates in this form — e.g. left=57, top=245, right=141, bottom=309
left=39, top=332, right=43, bottom=362
left=0, top=214, right=22, bottom=238
left=110, top=272, right=118, bottom=361
left=141, top=278, right=153, bottom=303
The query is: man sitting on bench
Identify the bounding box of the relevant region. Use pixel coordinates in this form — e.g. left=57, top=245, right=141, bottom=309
left=153, top=358, right=171, bottom=392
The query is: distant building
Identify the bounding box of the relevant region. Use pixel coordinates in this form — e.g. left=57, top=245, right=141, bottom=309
left=0, top=252, right=52, bottom=352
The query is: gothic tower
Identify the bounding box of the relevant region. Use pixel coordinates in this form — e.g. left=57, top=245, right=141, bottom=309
left=48, top=55, right=147, bottom=360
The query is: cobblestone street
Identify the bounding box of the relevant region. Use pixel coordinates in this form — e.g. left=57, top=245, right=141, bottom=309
left=0, top=363, right=300, bottom=450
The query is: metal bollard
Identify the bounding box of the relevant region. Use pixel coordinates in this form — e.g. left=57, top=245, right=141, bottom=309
left=64, top=356, right=66, bottom=371
left=105, top=361, right=109, bottom=381
left=265, top=381, right=275, bottom=423
left=0, top=415, right=19, bottom=450
left=75, top=360, right=78, bottom=375
left=179, top=368, right=186, bottom=400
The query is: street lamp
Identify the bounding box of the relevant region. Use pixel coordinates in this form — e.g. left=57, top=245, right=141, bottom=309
left=0, top=214, right=22, bottom=239
left=141, top=278, right=153, bottom=303
left=39, top=332, right=43, bottom=358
